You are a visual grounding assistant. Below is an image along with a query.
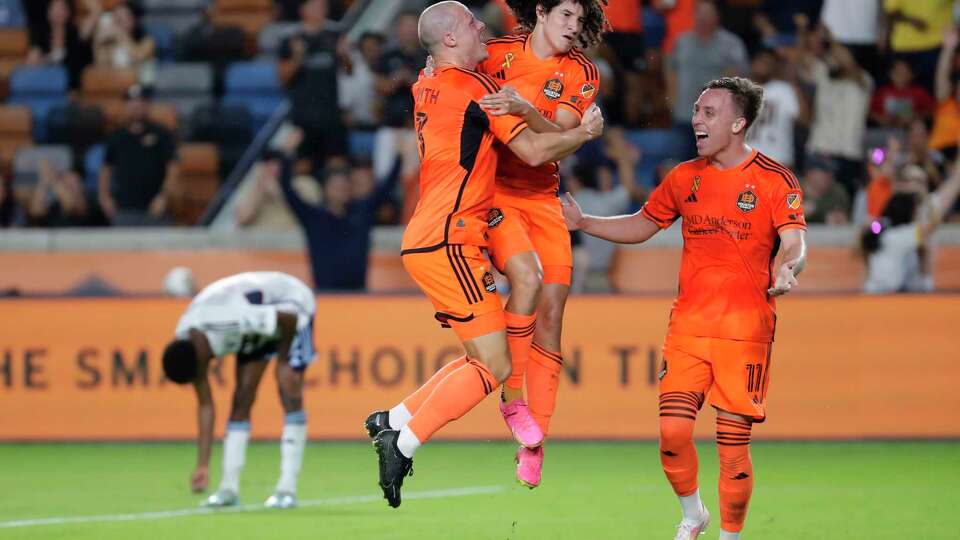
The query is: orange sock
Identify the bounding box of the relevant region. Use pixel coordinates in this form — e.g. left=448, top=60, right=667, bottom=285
left=406, top=358, right=497, bottom=443
left=716, top=416, right=753, bottom=532
left=504, top=311, right=537, bottom=391
left=402, top=356, right=467, bottom=415
left=526, top=341, right=563, bottom=435
left=659, top=392, right=703, bottom=496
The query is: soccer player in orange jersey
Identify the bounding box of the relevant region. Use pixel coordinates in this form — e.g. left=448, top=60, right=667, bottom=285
left=363, top=1, right=604, bottom=508
left=470, top=0, right=608, bottom=489
left=564, top=77, right=807, bottom=540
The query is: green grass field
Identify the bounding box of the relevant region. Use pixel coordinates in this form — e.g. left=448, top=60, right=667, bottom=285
left=1, top=441, right=957, bottom=539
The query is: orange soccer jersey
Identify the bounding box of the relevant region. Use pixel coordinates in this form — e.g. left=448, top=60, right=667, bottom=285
left=401, top=67, right=529, bottom=253
left=477, top=34, right=601, bottom=197
left=642, top=151, right=807, bottom=343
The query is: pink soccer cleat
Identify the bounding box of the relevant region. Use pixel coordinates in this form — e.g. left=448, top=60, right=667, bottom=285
left=673, top=504, right=710, bottom=539
left=515, top=445, right=543, bottom=489
left=499, top=399, right=544, bottom=449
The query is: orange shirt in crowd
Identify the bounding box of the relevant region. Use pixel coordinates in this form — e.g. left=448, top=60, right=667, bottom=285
left=477, top=34, right=601, bottom=197
left=401, top=67, right=528, bottom=252
left=641, top=151, right=807, bottom=342
left=659, top=0, right=695, bottom=54
left=928, top=98, right=960, bottom=150
left=605, top=0, right=643, bottom=33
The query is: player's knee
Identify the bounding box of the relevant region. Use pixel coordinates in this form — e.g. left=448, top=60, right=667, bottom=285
left=659, top=417, right=694, bottom=448
left=280, top=392, right=303, bottom=413
left=230, top=394, right=255, bottom=420
left=510, top=264, right=542, bottom=298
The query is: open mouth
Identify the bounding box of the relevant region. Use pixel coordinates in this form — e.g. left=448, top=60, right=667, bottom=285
left=695, top=130, right=709, bottom=142
left=562, top=34, right=575, bottom=44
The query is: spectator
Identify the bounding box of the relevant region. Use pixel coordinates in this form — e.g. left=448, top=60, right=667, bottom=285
left=654, top=0, right=695, bottom=55
left=338, top=31, right=384, bottom=129
left=904, top=118, right=945, bottom=188
left=481, top=0, right=518, bottom=36
left=869, top=59, right=934, bottom=128
left=797, top=14, right=873, bottom=196
left=801, top=157, right=850, bottom=224
left=277, top=129, right=401, bottom=291
left=372, top=10, right=427, bottom=180
left=861, top=157, right=960, bottom=293
left=98, top=85, right=178, bottom=226
left=820, top=0, right=882, bottom=79
left=565, top=129, right=645, bottom=292
left=665, top=0, right=748, bottom=151
left=24, top=0, right=94, bottom=90
left=233, top=152, right=321, bottom=229
left=92, top=2, right=156, bottom=84
left=278, top=0, right=349, bottom=170
left=881, top=0, right=953, bottom=92
left=747, top=47, right=805, bottom=167
left=929, top=29, right=960, bottom=159
left=26, top=159, right=90, bottom=227
left=0, top=174, right=15, bottom=227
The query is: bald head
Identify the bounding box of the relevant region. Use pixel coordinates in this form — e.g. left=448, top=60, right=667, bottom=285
left=418, top=1, right=468, bottom=52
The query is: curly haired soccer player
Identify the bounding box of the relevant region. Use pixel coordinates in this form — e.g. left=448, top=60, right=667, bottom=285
left=465, top=0, right=609, bottom=489
left=564, top=77, right=808, bottom=539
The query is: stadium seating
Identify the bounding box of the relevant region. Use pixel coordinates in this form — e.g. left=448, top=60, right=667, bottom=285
left=153, top=63, right=214, bottom=129
left=12, top=145, right=72, bottom=187
left=189, top=102, right=253, bottom=180
left=0, top=104, right=31, bottom=167
left=0, top=0, right=25, bottom=28
left=8, top=66, right=69, bottom=143
left=642, top=8, right=666, bottom=49
left=143, top=21, right=176, bottom=63
left=44, top=104, right=106, bottom=167
left=348, top=130, right=376, bottom=160
left=258, top=22, right=298, bottom=58
left=83, top=144, right=106, bottom=192
left=80, top=67, right=138, bottom=127
left=170, top=142, right=220, bottom=225
left=624, top=129, right=690, bottom=186
left=222, top=61, right=285, bottom=132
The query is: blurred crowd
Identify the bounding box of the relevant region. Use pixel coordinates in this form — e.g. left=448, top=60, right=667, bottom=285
left=2, top=0, right=960, bottom=293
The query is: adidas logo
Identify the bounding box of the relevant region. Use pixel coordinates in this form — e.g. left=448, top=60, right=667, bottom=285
left=733, top=472, right=750, bottom=480
left=685, top=192, right=698, bottom=203
left=493, top=70, right=506, bottom=80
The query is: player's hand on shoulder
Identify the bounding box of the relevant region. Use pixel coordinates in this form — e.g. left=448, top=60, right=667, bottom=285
left=191, top=465, right=209, bottom=493
left=767, top=260, right=800, bottom=297
left=580, top=104, right=604, bottom=140
left=561, top=191, right=584, bottom=231
left=479, top=85, right=531, bottom=117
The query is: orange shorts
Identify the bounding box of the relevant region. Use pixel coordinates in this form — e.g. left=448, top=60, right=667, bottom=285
left=486, top=190, right=572, bottom=285
left=401, top=244, right=506, bottom=342
left=659, top=333, right=773, bottom=422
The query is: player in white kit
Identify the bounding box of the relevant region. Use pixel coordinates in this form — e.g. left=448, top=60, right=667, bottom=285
left=161, top=272, right=316, bottom=509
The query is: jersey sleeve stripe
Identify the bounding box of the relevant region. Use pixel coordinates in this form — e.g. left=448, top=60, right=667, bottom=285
left=454, top=67, right=499, bottom=94
left=776, top=221, right=806, bottom=230
left=486, top=36, right=526, bottom=45
left=754, top=160, right=800, bottom=190
left=755, top=153, right=800, bottom=189
left=558, top=101, right=584, bottom=117
left=568, top=49, right=598, bottom=80
left=509, top=121, right=528, bottom=134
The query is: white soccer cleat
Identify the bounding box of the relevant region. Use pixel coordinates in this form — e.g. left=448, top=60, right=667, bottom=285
left=673, top=505, right=710, bottom=540
left=264, top=491, right=297, bottom=509
left=202, top=489, right=239, bottom=508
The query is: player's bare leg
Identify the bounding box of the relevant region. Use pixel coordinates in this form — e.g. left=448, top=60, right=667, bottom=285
left=205, top=358, right=270, bottom=507
left=517, top=281, right=569, bottom=487
left=374, top=330, right=511, bottom=508
left=265, top=361, right=307, bottom=509
left=715, top=409, right=754, bottom=540
left=498, top=251, right=544, bottom=449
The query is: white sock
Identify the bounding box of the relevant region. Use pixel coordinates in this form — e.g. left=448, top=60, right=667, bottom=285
left=720, top=530, right=741, bottom=540
left=396, top=426, right=421, bottom=458
left=220, top=421, right=250, bottom=494
left=276, top=411, right=307, bottom=494
left=389, top=403, right=411, bottom=430
left=679, top=489, right=705, bottom=522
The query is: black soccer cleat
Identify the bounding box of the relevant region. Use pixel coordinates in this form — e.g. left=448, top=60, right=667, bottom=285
left=364, top=410, right=390, bottom=439
left=373, top=429, right=413, bottom=508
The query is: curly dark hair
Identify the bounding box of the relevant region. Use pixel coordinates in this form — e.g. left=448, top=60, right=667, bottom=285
left=702, top=77, right=765, bottom=130
left=505, top=0, right=609, bottom=49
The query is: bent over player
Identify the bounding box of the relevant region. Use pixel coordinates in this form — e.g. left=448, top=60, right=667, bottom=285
left=364, top=0, right=603, bottom=508
left=161, top=271, right=316, bottom=509
left=474, top=0, right=608, bottom=488
left=563, top=78, right=807, bottom=539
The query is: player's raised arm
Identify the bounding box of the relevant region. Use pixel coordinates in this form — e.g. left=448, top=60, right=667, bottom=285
left=562, top=192, right=662, bottom=244
left=505, top=103, right=604, bottom=167
left=768, top=228, right=807, bottom=297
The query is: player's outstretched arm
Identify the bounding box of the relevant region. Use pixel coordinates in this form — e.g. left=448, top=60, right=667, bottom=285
left=507, top=104, right=603, bottom=166
left=192, top=373, right=214, bottom=492
left=562, top=192, right=661, bottom=244
left=768, top=228, right=807, bottom=297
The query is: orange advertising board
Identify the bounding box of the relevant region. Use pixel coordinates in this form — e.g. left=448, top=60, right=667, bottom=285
left=0, top=295, right=957, bottom=441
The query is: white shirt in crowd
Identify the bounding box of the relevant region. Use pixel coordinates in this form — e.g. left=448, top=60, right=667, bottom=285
left=820, top=0, right=879, bottom=45
left=747, top=79, right=800, bottom=167
left=806, top=59, right=873, bottom=161
left=338, top=50, right=378, bottom=127
left=175, top=272, right=316, bottom=357
left=864, top=224, right=934, bottom=294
